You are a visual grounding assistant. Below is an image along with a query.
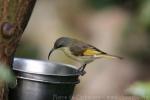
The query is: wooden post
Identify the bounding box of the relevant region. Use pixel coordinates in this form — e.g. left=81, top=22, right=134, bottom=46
left=0, top=0, right=37, bottom=99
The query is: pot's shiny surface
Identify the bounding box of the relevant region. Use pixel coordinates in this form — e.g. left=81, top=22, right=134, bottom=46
left=9, top=58, right=80, bottom=100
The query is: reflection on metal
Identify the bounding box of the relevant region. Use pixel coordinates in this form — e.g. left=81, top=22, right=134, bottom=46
left=9, top=58, right=80, bottom=100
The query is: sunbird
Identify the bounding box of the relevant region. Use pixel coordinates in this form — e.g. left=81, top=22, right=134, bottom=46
left=48, top=37, right=122, bottom=75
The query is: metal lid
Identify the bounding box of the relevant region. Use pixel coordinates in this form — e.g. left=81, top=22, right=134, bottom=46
left=13, top=58, right=80, bottom=76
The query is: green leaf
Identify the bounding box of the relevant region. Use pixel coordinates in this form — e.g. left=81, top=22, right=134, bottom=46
left=127, top=82, right=150, bottom=99
left=0, top=64, right=16, bottom=88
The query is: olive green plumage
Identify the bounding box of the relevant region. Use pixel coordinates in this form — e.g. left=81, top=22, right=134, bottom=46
left=48, top=37, right=122, bottom=75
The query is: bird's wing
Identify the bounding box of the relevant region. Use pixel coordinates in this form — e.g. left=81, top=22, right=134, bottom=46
left=83, top=48, right=102, bottom=56
left=83, top=45, right=106, bottom=56
left=84, top=45, right=123, bottom=59
left=70, top=41, right=106, bottom=56
left=70, top=42, right=87, bottom=56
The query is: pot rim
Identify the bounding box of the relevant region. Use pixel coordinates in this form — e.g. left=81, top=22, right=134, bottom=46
left=13, top=58, right=81, bottom=77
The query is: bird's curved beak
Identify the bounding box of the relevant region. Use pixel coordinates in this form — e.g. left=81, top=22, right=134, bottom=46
left=48, top=48, right=55, bottom=60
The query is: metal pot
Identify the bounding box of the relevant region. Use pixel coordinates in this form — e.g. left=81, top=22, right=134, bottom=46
left=9, top=58, right=80, bottom=100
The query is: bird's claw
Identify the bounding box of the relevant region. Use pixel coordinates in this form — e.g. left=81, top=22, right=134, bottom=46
left=77, top=64, right=87, bottom=76
left=79, top=70, right=86, bottom=76
left=77, top=68, right=86, bottom=76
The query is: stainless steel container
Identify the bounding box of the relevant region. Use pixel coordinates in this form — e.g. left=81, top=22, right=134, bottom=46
left=9, top=58, right=80, bottom=100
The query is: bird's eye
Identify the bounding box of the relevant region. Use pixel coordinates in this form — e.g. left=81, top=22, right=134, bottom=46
left=58, top=44, right=63, bottom=48
left=54, top=40, right=65, bottom=49
left=54, top=43, right=63, bottom=49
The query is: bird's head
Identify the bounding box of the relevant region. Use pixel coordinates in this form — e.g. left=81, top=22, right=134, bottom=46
left=48, top=37, right=73, bottom=59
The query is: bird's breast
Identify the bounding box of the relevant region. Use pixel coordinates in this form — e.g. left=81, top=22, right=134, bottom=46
left=60, top=47, right=94, bottom=64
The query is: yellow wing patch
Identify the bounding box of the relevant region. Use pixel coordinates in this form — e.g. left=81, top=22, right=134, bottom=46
left=83, top=49, right=101, bottom=56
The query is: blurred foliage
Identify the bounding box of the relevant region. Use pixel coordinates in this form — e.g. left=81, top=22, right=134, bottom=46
left=15, top=39, right=40, bottom=59
left=86, top=0, right=142, bottom=12
left=120, top=0, right=150, bottom=65
left=86, top=0, right=116, bottom=9
left=138, top=0, right=150, bottom=29
left=84, top=0, right=150, bottom=65
left=127, top=82, right=150, bottom=99
left=85, top=0, right=150, bottom=97
left=0, top=64, right=16, bottom=88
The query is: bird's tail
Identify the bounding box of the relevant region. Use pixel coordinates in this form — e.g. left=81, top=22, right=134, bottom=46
left=96, top=53, right=123, bottom=60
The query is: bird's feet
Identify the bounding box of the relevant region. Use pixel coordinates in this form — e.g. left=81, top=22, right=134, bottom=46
left=78, top=66, right=86, bottom=76
left=79, top=70, right=86, bottom=76
left=77, top=69, right=86, bottom=76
